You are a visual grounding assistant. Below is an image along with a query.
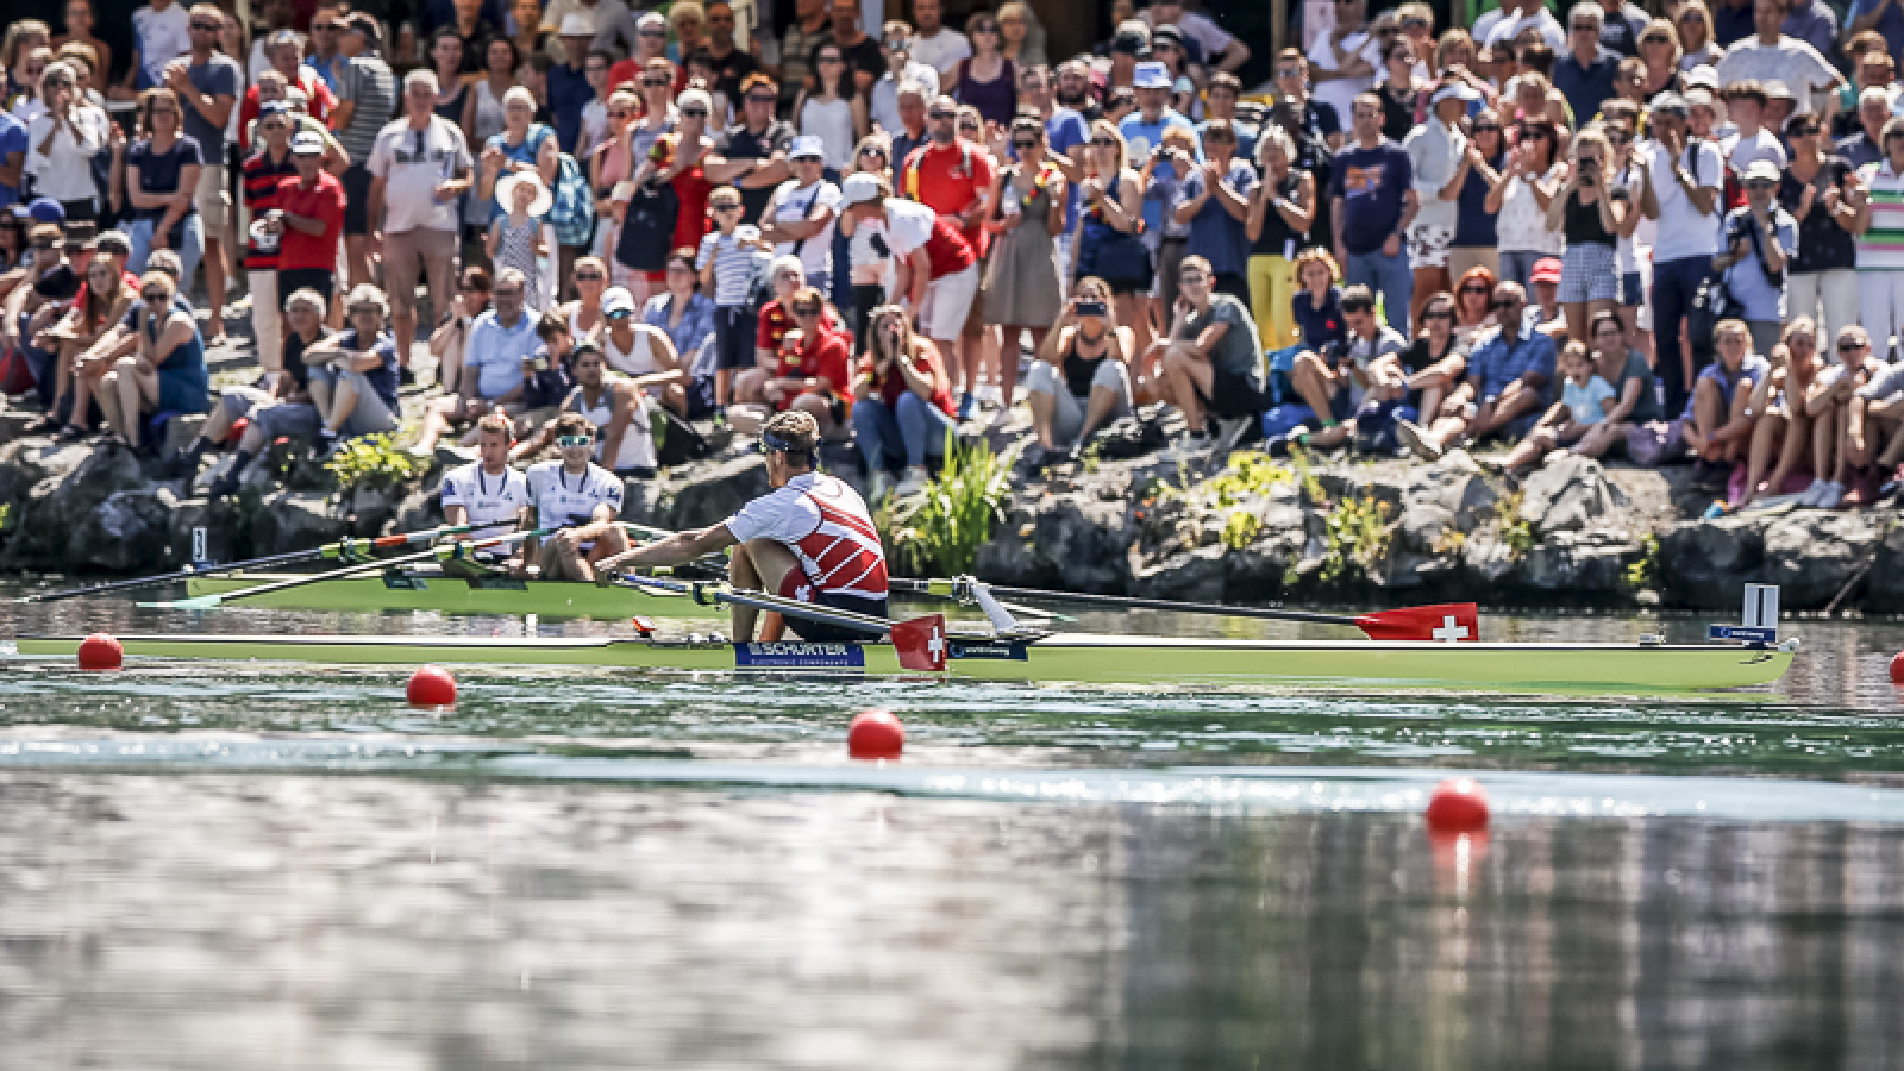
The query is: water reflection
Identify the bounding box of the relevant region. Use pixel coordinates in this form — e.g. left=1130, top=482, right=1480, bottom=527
left=2, top=773, right=1899, bottom=1069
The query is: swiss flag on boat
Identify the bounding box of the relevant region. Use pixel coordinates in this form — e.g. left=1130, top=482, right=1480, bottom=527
left=891, top=614, right=949, bottom=671
left=1354, top=603, right=1480, bottom=642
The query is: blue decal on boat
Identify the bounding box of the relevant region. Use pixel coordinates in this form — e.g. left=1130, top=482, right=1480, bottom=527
left=1708, top=625, right=1777, bottom=644
left=735, top=643, right=868, bottom=669
left=948, top=640, right=1029, bottom=661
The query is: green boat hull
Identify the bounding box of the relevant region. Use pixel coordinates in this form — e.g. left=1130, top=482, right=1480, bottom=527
left=183, top=572, right=728, bottom=618
left=16, top=633, right=1796, bottom=692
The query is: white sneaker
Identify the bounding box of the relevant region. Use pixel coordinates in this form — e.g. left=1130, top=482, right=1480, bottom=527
left=1815, top=480, right=1846, bottom=510
left=1799, top=479, right=1829, bottom=508
left=867, top=470, right=892, bottom=502
left=896, top=466, right=930, bottom=497
left=1395, top=419, right=1443, bottom=462
left=1161, top=433, right=1211, bottom=462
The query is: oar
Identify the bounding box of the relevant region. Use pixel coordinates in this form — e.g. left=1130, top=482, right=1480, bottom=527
left=889, top=578, right=1480, bottom=642
left=18, top=524, right=477, bottom=604
left=141, top=527, right=554, bottom=610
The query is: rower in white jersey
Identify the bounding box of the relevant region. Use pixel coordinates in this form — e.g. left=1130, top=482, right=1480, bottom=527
left=513, top=341, right=680, bottom=477
left=597, top=410, right=890, bottom=642
left=438, top=412, right=533, bottom=576
left=523, top=411, right=632, bottom=582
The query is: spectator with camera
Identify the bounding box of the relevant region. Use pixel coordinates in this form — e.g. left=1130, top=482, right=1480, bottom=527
left=1285, top=282, right=1407, bottom=451
left=1713, top=158, right=1796, bottom=358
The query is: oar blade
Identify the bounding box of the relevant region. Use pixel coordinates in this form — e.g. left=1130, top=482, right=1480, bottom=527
left=137, top=594, right=225, bottom=611
left=1354, top=603, right=1479, bottom=642
left=890, top=614, right=948, bottom=672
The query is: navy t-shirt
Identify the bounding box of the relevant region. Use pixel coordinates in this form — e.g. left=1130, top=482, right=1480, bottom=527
left=1328, top=141, right=1411, bottom=256
left=127, top=135, right=205, bottom=221
left=333, top=327, right=402, bottom=414
left=1453, top=151, right=1504, bottom=248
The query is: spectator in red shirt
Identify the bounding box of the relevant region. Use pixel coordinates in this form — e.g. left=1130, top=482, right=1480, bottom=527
left=898, top=94, right=994, bottom=415
left=269, top=130, right=347, bottom=311
left=729, top=284, right=852, bottom=437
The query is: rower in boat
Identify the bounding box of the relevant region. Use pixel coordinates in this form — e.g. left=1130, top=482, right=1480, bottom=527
left=438, top=412, right=532, bottom=577
left=597, top=410, right=890, bottom=642
left=522, top=411, right=631, bottom=582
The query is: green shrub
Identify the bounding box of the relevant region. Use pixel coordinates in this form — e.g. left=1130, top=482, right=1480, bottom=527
left=323, top=433, right=420, bottom=494
left=875, top=438, right=1014, bottom=576
left=1319, top=495, right=1392, bottom=584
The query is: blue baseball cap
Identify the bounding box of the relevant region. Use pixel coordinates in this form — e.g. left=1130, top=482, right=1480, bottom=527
left=28, top=198, right=65, bottom=224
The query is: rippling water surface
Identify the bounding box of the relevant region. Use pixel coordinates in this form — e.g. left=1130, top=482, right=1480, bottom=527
left=2, top=584, right=1902, bottom=1069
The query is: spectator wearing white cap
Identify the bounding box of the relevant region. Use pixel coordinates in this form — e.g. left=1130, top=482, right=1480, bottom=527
left=761, top=135, right=841, bottom=291
left=1850, top=117, right=1904, bottom=360
left=1403, top=81, right=1473, bottom=329
left=1713, top=0, right=1844, bottom=117
left=369, top=67, right=474, bottom=366
left=546, top=13, right=596, bottom=154
left=540, top=0, right=643, bottom=62
left=837, top=172, right=978, bottom=361
left=1714, top=158, right=1797, bottom=355
left=271, top=129, right=347, bottom=313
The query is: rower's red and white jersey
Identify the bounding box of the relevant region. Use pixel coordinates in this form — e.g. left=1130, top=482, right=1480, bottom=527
left=724, top=472, right=889, bottom=600
left=440, top=461, right=531, bottom=539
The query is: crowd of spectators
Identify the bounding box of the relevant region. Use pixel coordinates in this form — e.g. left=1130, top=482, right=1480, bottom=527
left=0, top=0, right=1901, bottom=514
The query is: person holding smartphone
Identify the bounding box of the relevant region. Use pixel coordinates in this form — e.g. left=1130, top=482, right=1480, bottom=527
left=1023, top=276, right=1135, bottom=466
left=851, top=304, right=959, bottom=499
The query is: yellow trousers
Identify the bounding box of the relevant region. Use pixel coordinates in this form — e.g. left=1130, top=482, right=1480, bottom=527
left=1248, top=255, right=1300, bottom=351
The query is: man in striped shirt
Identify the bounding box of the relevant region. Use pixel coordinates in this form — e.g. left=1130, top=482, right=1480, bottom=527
left=1851, top=116, right=1904, bottom=362
left=241, top=101, right=300, bottom=373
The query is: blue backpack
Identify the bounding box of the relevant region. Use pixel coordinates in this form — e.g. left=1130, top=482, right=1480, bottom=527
left=545, top=150, right=596, bottom=247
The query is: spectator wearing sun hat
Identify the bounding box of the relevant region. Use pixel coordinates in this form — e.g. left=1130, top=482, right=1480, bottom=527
left=547, top=13, right=596, bottom=154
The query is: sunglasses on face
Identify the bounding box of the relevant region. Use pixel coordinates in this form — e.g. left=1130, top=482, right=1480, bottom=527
left=859, top=147, right=886, bottom=156
left=1608, top=129, right=1631, bottom=144
left=495, top=287, right=524, bottom=297
left=1570, top=22, right=1596, bottom=30
left=747, top=93, right=776, bottom=104
left=609, top=109, right=633, bottom=118
left=792, top=304, right=822, bottom=316
left=1472, top=123, right=1502, bottom=133
left=140, top=291, right=165, bottom=301
left=606, top=308, right=633, bottom=318
left=1421, top=309, right=1455, bottom=321
left=1791, top=126, right=1819, bottom=137
left=1012, top=138, right=1038, bottom=149
left=1179, top=272, right=1208, bottom=284
left=712, top=202, right=741, bottom=211
left=958, top=121, right=980, bottom=132
left=1277, top=67, right=1304, bottom=78
left=1840, top=341, right=1869, bottom=351
left=680, top=107, right=708, bottom=118
left=1490, top=298, right=1521, bottom=310
left=638, top=28, right=667, bottom=37
left=818, top=54, right=843, bottom=64
left=929, top=110, right=955, bottom=119
left=1091, top=138, right=1115, bottom=147
left=1745, top=179, right=1776, bottom=190
left=575, top=271, right=605, bottom=281
left=642, top=76, right=670, bottom=86
left=555, top=435, right=594, bottom=447
left=190, top=20, right=222, bottom=30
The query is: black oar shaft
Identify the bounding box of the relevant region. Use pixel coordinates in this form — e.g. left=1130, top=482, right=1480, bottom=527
left=887, top=579, right=1360, bottom=627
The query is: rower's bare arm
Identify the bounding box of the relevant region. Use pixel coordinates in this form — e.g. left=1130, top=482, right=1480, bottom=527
left=604, top=524, right=739, bottom=571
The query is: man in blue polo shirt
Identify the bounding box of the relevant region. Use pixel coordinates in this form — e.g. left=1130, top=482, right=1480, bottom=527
left=1398, top=280, right=1556, bottom=459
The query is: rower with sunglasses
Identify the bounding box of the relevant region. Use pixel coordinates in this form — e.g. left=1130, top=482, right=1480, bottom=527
left=522, top=410, right=630, bottom=582
left=597, top=410, right=891, bottom=644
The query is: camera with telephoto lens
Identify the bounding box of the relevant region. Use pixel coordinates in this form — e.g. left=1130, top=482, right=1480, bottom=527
left=868, top=231, right=891, bottom=259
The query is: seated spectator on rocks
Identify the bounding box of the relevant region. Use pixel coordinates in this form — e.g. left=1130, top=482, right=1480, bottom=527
left=35, top=236, right=133, bottom=432
left=1398, top=280, right=1557, bottom=460
left=177, top=287, right=331, bottom=495
left=1154, top=255, right=1266, bottom=454
left=424, top=266, right=493, bottom=430
left=1282, top=283, right=1407, bottom=451
left=1682, top=319, right=1768, bottom=488
left=1713, top=159, right=1796, bottom=357
left=1291, top=247, right=1346, bottom=353
left=730, top=285, right=852, bottom=437
left=89, top=269, right=207, bottom=451
left=602, top=281, right=690, bottom=418
left=1570, top=309, right=1661, bottom=459
left=1451, top=264, right=1498, bottom=344
left=1396, top=290, right=1470, bottom=431
left=853, top=304, right=959, bottom=498
left=513, top=340, right=670, bottom=477
left=1800, top=324, right=1876, bottom=507
left=1492, top=339, right=1615, bottom=475
left=1736, top=318, right=1828, bottom=506
left=420, top=266, right=540, bottom=451
left=301, top=283, right=403, bottom=452
left=1526, top=255, right=1568, bottom=338
left=1841, top=325, right=1904, bottom=502
left=1024, top=277, right=1134, bottom=465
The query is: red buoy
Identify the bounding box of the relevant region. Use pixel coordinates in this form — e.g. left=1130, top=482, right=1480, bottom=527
left=407, top=665, right=457, bottom=707
left=76, top=633, right=123, bottom=671
left=848, top=708, right=904, bottom=759
left=1425, top=777, right=1490, bottom=831
left=1890, top=651, right=1904, bottom=684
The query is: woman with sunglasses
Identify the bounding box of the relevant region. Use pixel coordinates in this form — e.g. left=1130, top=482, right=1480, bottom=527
left=950, top=13, right=1016, bottom=129
left=1487, top=117, right=1562, bottom=291
left=1779, top=111, right=1860, bottom=350
left=123, top=86, right=204, bottom=284
left=89, top=269, right=208, bottom=451
left=1445, top=108, right=1506, bottom=286
left=1024, top=277, right=1134, bottom=464
left=981, top=115, right=1065, bottom=404
left=587, top=88, right=637, bottom=267
left=1074, top=122, right=1152, bottom=364
left=640, top=252, right=707, bottom=417
left=1450, top=264, right=1498, bottom=342
left=1635, top=19, right=1682, bottom=99
left=1546, top=127, right=1625, bottom=344
left=25, top=61, right=108, bottom=222
left=843, top=134, right=894, bottom=340
left=1388, top=290, right=1469, bottom=443
left=794, top=44, right=864, bottom=174
left=1673, top=1, right=1722, bottom=72
left=652, top=87, right=722, bottom=265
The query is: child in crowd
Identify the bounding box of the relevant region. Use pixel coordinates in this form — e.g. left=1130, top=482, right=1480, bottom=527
left=697, top=185, right=763, bottom=408
left=1493, top=340, right=1613, bottom=475
left=489, top=172, right=551, bottom=313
